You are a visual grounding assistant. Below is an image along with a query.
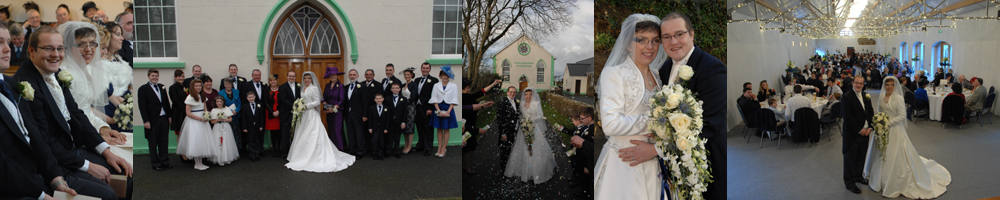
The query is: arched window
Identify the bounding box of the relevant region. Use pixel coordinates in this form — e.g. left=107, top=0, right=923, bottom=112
left=914, top=42, right=924, bottom=75
left=899, top=42, right=907, bottom=63
left=536, top=59, right=545, bottom=82
left=933, top=41, right=952, bottom=71
left=501, top=59, right=511, bottom=81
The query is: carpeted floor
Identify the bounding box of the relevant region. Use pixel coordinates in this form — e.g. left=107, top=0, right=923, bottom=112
left=134, top=147, right=461, bottom=200
left=728, top=90, right=1000, bottom=199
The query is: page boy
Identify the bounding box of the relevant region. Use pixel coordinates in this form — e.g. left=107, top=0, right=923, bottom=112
left=368, top=93, right=391, bottom=160
left=242, top=91, right=267, bottom=161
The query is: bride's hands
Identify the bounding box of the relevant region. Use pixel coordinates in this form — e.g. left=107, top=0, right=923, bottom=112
left=618, top=140, right=659, bottom=166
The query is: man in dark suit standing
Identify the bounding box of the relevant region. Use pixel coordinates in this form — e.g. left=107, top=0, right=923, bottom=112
left=381, top=63, right=402, bottom=95
left=344, top=69, right=366, bottom=157
left=411, top=62, right=439, bottom=156
left=842, top=76, right=874, bottom=194
left=137, top=69, right=172, bottom=171
left=277, top=70, right=301, bottom=158
left=241, top=69, right=267, bottom=106
left=115, top=12, right=133, bottom=67
left=367, top=93, right=391, bottom=160
left=496, top=86, right=520, bottom=167
left=386, top=82, right=408, bottom=158
left=183, top=64, right=204, bottom=88
left=360, top=69, right=381, bottom=155
left=222, top=64, right=247, bottom=91
left=656, top=12, right=727, bottom=199
left=241, top=91, right=266, bottom=162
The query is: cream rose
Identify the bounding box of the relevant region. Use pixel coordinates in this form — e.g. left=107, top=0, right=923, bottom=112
left=19, top=81, right=34, bottom=101
left=667, top=112, right=692, bottom=131
left=678, top=65, right=694, bottom=81
left=666, top=93, right=683, bottom=109
left=676, top=136, right=691, bottom=151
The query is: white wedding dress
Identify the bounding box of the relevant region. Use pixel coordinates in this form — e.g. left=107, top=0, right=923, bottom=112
left=504, top=88, right=557, bottom=184
left=285, top=80, right=356, bottom=173
left=864, top=77, right=950, bottom=199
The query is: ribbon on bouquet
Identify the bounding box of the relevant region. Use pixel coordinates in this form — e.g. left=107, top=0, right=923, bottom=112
left=658, top=158, right=673, bottom=200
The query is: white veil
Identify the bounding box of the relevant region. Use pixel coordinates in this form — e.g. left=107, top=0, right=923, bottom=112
left=602, top=13, right=669, bottom=71
left=302, top=71, right=321, bottom=102
left=877, top=76, right=906, bottom=128
left=520, top=87, right=543, bottom=120
left=58, top=21, right=109, bottom=109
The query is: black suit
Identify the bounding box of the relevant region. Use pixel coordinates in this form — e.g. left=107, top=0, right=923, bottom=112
left=386, top=94, right=408, bottom=156
left=380, top=76, right=402, bottom=95
left=496, top=96, right=520, bottom=167
left=345, top=81, right=366, bottom=155
left=168, top=82, right=187, bottom=132
left=0, top=78, right=61, bottom=198
left=183, top=76, right=202, bottom=89
left=241, top=81, right=267, bottom=107
left=7, top=43, right=28, bottom=66
left=118, top=40, right=133, bottom=67
left=658, top=46, right=727, bottom=199
left=138, top=82, right=172, bottom=168
left=367, top=104, right=391, bottom=157
left=410, top=75, right=439, bottom=152
left=560, top=124, right=594, bottom=196
left=241, top=102, right=266, bottom=159
left=277, top=82, right=301, bottom=156
left=841, top=89, right=874, bottom=187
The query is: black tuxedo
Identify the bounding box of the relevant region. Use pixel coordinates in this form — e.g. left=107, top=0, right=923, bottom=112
left=118, top=40, right=133, bottom=67
left=8, top=43, right=28, bottom=66
left=241, top=102, right=266, bottom=159
left=410, top=75, right=439, bottom=152
left=0, top=77, right=62, bottom=198
left=841, top=88, right=874, bottom=187
left=241, top=81, right=267, bottom=106
left=345, top=81, right=367, bottom=155
left=183, top=75, right=202, bottom=89
left=138, top=82, right=172, bottom=168
left=496, top=96, right=520, bottom=168
left=386, top=94, right=408, bottom=156
left=658, top=46, right=727, bottom=199
left=367, top=104, right=391, bottom=157
left=277, top=82, right=301, bottom=156
left=380, top=76, right=402, bottom=95
left=560, top=124, right=594, bottom=195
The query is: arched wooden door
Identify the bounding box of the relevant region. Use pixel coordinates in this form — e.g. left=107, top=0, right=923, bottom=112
left=270, top=3, right=345, bottom=127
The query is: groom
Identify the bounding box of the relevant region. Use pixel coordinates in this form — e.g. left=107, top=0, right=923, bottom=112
left=657, top=12, right=727, bottom=199
left=278, top=70, right=302, bottom=158
left=496, top=86, right=520, bottom=169
left=842, top=76, right=874, bottom=194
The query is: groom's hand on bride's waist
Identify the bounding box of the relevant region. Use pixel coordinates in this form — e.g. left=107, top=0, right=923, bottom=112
left=618, top=140, right=657, bottom=166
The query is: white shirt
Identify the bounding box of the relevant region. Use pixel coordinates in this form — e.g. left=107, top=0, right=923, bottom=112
left=667, top=47, right=696, bottom=85
left=252, top=81, right=263, bottom=98
left=150, top=82, right=166, bottom=116
left=288, top=81, right=296, bottom=97
left=41, top=72, right=105, bottom=172
left=784, top=94, right=811, bottom=122
left=854, top=89, right=869, bottom=130
left=508, top=97, right=517, bottom=112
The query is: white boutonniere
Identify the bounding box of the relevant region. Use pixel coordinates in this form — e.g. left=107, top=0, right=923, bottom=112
left=57, top=71, right=73, bottom=88
left=399, top=98, right=403, bottom=102
left=256, top=104, right=261, bottom=108
left=515, top=99, right=520, bottom=103
left=383, top=108, right=388, bottom=112
left=18, top=81, right=34, bottom=101
left=296, top=83, right=301, bottom=87
left=355, top=84, right=361, bottom=88
left=426, top=79, right=431, bottom=83
left=239, top=78, right=245, bottom=82
left=864, top=93, right=871, bottom=99
left=678, top=65, right=694, bottom=81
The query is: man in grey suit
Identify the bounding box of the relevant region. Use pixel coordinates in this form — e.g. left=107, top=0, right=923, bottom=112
left=965, top=78, right=987, bottom=112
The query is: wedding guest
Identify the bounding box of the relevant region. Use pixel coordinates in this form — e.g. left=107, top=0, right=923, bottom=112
left=412, top=62, right=439, bottom=156
left=264, top=74, right=282, bottom=156
left=785, top=85, right=811, bottom=125
left=81, top=2, right=98, bottom=25
left=241, top=91, right=266, bottom=162
left=785, top=78, right=799, bottom=95
left=7, top=23, right=26, bottom=66
left=826, top=78, right=843, bottom=99
left=222, top=64, right=246, bottom=91
left=367, top=93, right=391, bottom=160
left=948, top=83, right=965, bottom=101
left=399, top=67, right=417, bottom=154
left=461, top=79, right=500, bottom=174
left=767, top=98, right=786, bottom=129
left=115, top=11, right=133, bottom=67
left=345, top=69, right=367, bottom=157
left=53, top=4, right=71, bottom=28
left=184, top=65, right=203, bottom=88
left=177, top=80, right=215, bottom=170
left=21, top=6, right=41, bottom=42
left=965, top=78, right=986, bottom=113
left=934, top=68, right=944, bottom=84
left=823, top=93, right=841, bottom=116
left=138, top=69, right=172, bottom=171
left=241, top=69, right=266, bottom=108
left=915, top=81, right=929, bottom=105
left=0, top=5, right=11, bottom=25
left=558, top=107, right=595, bottom=198
left=322, top=66, right=346, bottom=150
left=757, top=80, right=775, bottom=102
left=381, top=63, right=402, bottom=93
left=220, top=77, right=243, bottom=152
left=209, top=96, right=238, bottom=166
left=386, top=82, right=409, bottom=159
left=201, top=75, right=218, bottom=111
left=899, top=77, right=911, bottom=94
left=957, top=75, right=973, bottom=90
left=92, top=10, right=108, bottom=23
left=168, top=69, right=191, bottom=162
left=742, top=82, right=752, bottom=90
left=738, top=88, right=760, bottom=130
left=429, top=67, right=459, bottom=157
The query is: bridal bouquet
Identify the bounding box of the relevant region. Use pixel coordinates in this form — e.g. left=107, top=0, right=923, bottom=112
left=648, top=65, right=712, bottom=200
left=520, top=116, right=534, bottom=156
left=114, top=94, right=132, bottom=131
left=291, top=99, right=306, bottom=132
left=873, top=112, right=890, bottom=162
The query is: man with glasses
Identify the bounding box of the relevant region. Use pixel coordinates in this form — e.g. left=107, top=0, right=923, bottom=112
left=557, top=107, right=595, bottom=198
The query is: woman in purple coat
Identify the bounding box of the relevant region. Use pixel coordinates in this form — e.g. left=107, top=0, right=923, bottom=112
left=323, top=66, right=347, bottom=151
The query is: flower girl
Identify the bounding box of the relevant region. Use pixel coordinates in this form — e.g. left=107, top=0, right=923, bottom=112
left=177, top=80, right=216, bottom=170
left=210, top=96, right=239, bottom=165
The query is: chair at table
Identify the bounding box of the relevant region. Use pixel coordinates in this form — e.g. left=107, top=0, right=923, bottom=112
left=793, top=108, right=821, bottom=144
left=940, top=95, right=966, bottom=129
left=736, top=100, right=757, bottom=140
left=818, top=102, right=841, bottom=141
left=905, top=91, right=929, bottom=123
left=969, top=93, right=996, bottom=126
left=755, top=108, right=790, bottom=148
left=989, top=86, right=994, bottom=95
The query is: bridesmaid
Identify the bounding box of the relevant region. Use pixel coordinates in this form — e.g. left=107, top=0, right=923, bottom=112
left=264, top=74, right=283, bottom=155
left=322, top=67, right=346, bottom=151
left=177, top=80, right=215, bottom=170
left=400, top=67, right=417, bottom=154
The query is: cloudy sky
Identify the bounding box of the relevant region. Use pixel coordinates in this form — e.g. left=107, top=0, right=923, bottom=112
left=537, top=0, right=594, bottom=79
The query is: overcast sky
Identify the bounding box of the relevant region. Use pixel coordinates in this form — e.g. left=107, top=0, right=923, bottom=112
left=537, top=0, right=594, bottom=79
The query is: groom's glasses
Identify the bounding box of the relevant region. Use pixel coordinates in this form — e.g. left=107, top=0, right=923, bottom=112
left=661, top=31, right=690, bottom=42
left=633, top=37, right=662, bottom=46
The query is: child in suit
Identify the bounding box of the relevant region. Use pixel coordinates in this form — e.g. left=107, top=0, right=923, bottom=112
left=558, top=107, right=595, bottom=198
left=387, top=83, right=409, bottom=159
left=368, top=93, right=392, bottom=160
left=242, top=91, right=267, bottom=161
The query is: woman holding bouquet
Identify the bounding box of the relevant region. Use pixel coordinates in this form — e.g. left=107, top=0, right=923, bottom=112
left=863, top=76, right=950, bottom=198
left=210, top=96, right=239, bottom=165
left=428, top=66, right=459, bottom=157
left=285, top=72, right=355, bottom=173
left=503, top=88, right=556, bottom=184
left=594, top=13, right=668, bottom=200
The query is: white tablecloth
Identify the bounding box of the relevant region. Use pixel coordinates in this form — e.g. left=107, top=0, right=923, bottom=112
left=764, top=98, right=828, bottom=121
left=924, top=87, right=971, bottom=121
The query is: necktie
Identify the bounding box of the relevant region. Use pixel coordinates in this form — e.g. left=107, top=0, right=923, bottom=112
left=0, top=81, right=13, bottom=102
left=393, top=95, right=398, bottom=106
left=251, top=103, right=256, bottom=114
left=384, top=78, right=390, bottom=89
left=378, top=105, right=383, bottom=116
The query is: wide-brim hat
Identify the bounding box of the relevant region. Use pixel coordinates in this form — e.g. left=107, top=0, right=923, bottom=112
left=399, top=67, right=416, bottom=76
left=440, top=65, right=454, bottom=79
left=325, top=66, right=344, bottom=78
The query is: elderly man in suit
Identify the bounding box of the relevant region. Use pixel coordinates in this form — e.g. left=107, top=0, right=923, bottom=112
left=965, top=78, right=987, bottom=113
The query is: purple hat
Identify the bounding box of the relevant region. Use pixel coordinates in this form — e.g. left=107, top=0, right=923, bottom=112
left=324, top=66, right=344, bottom=78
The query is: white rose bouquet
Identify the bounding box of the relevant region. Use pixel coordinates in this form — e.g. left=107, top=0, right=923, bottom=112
left=648, top=71, right=712, bottom=200
left=873, top=112, right=889, bottom=162
left=290, top=99, right=306, bottom=132
left=114, top=94, right=132, bottom=131
left=520, top=117, right=534, bottom=156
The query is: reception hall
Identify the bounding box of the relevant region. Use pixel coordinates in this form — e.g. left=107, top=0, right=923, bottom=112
left=726, top=0, right=1000, bottom=199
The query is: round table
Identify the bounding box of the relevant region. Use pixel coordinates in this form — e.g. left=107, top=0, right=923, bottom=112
left=924, top=87, right=971, bottom=121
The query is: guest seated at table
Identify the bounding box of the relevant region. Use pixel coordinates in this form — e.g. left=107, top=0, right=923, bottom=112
left=902, top=76, right=916, bottom=92
left=757, top=80, right=776, bottom=102
left=738, top=88, right=760, bottom=130
left=957, top=75, right=974, bottom=90
left=784, top=85, right=811, bottom=124
left=825, top=78, right=842, bottom=99
left=767, top=98, right=786, bottom=129
left=822, top=92, right=841, bottom=116
left=915, top=81, right=929, bottom=105
left=807, top=73, right=825, bottom=94
left=743, top=82, right=752, bottom=90
left=899, top=77, right=912, bottom=94
left=964, top=78, right=986, bottom=113
left=948, top=84, right=965, bottom=102
left=934, top=68, right=944, bottom=83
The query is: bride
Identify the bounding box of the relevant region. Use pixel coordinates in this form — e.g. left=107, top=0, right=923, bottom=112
left=864, top=76, right=951, bottom=198
left=285, top=71, right=356, bottom=173
left=594, top=13, right=668, bottom=200
left=57, top=21, right=129, bottom=145
left=504, top=88, right=557, bottom=184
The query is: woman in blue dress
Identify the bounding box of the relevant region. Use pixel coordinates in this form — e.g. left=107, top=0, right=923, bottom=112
left=428, top=66, right=459, bottom=157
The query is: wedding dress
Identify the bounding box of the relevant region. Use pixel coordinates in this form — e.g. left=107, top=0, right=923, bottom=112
left=864, top=76, right=950, bottom=199
left=503, top=87, right=557, bottom=184
left=286, top=72, right=355, bottom=173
